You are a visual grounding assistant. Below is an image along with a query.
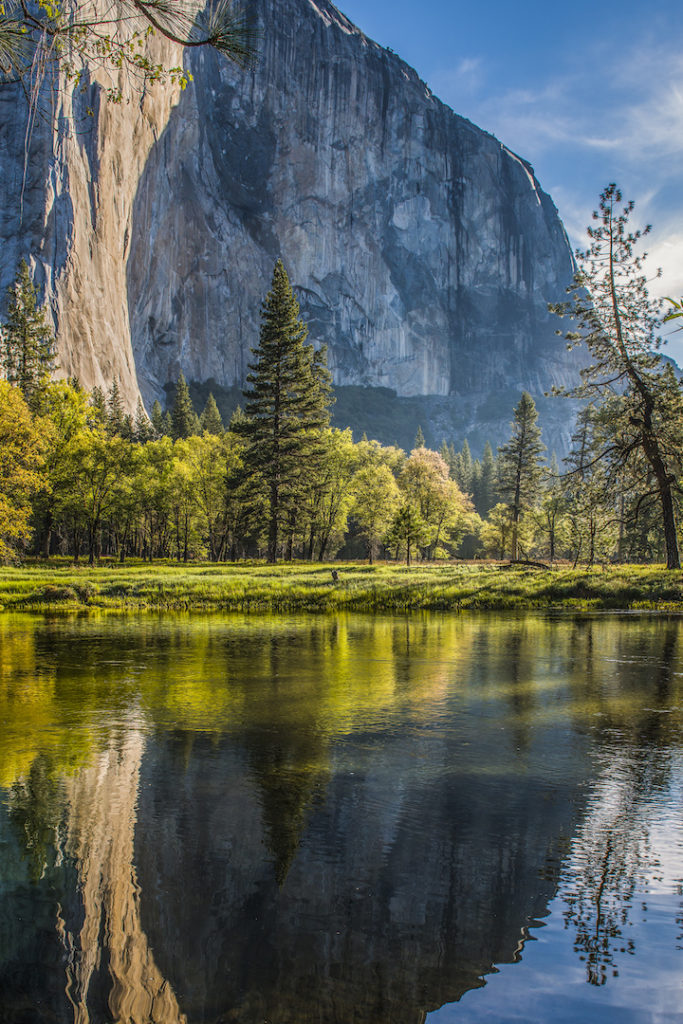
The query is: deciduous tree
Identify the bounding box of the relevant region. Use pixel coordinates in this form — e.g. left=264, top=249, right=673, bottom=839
left=0, top=381, right=44, bottom=561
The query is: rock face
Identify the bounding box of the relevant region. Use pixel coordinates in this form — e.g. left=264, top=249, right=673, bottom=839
left=0, top=0, right=579, bottom=448
left=0, top=23, right=186, bottom=408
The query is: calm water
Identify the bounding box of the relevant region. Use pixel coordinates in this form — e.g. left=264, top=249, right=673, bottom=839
left=0, top=612, right=682, bottom=1024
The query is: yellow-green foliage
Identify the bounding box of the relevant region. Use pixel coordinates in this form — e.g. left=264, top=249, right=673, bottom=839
left=1, top=561, right=683, bottom=612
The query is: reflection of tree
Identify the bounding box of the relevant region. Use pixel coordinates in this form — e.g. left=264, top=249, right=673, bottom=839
left=562, top=771, right=647, bottom=985
left=562, top=620, right=681, bottom=985
left=242, top=636, right=331, bottom=885
left=8, top=754, right=63, bottom=883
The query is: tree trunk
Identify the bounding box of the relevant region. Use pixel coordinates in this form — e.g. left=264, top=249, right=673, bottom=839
left=42, top=509, right=53, bottom=559
left=658, top=478, right=680, bottom=569
left=268, top=481, right=278, bottom=563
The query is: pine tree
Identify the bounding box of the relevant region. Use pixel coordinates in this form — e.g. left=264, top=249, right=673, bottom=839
left=1, top=259, right=56, bottom=409
left=477, top=441, right=497, bottom=516
left=134, top=399, right=153, bottom=442
left=171, top=373, right=199, bottom=440
left=89, top=386, right=107, bottom=424
left=458, top=440, right=473, bottom=495
left=200, top=393, right=224, bottom=435
left=497, top=392, right=545, bottom=560
left=106, top=378, right=125, bottom=435
left=120, top=413, right=135, bottom=441
left=241, top=260, right=333, bottom=563
left=151, top=400, right=166, bottom=437
left=550, top=183, right=683, bottom=569
left=229, top=404, right=247, bottom=431
left=414, top=425, right=425, bottom=449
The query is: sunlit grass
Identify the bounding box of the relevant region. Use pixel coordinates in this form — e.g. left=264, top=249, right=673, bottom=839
left=0, top=561, right=682, bottom=612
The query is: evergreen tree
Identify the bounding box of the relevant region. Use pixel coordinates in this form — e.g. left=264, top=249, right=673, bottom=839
left=171, top=373, right=199, bottom=440
left=134, top=399, right=153, bottom=442
left=550, top=184, right=683, bottom=569
left=457, top=440, right=473, bottom=495
left=241, top=260, right=333, bottom=562
left=229, top=404, right=247, bottom=431
left=476, top=441, right=497, bottom=516
left=1, top=259, right=56, bottom=410
left=497, top=392, right=545, bottom=560
left=470, top=459, right=482, bottom=510
left=89, top=385, right=107, bottom=424
left=200, top=393, right=224, bottom=435
left=120, top=413, right=135, bottom=441
left=151, top=400, right=166, bottom=437
left=106, top=378, right=125, bottom=436
left=414, top=425, right=425, bottom=449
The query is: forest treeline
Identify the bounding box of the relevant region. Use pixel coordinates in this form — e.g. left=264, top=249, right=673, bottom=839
left=2, top=187, right=683, bottom=568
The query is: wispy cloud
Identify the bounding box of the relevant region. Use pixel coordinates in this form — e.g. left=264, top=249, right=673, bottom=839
left=429, top=56, right=484, bottom=99
left=428, top=34, right=683, bottom=361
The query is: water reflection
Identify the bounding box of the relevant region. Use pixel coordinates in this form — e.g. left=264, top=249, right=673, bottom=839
left=0, top=613, right=682, bottom=1023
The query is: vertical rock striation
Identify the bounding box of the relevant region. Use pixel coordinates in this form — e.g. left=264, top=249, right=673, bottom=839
left=128, top=0, right=579, bottom=447
left=0, top=0, right=579, bottom=445
left=0, top=20, right=187, bottom=408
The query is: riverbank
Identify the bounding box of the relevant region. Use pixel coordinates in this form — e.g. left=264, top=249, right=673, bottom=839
left=1, top=561, right=683, bottom=612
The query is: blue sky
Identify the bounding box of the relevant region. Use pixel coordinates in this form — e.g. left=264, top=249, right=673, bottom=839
left=339, top=0, right=683, bottom=359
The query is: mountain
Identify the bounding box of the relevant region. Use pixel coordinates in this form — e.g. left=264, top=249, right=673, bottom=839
left=0, top=0, right=580, bottom=452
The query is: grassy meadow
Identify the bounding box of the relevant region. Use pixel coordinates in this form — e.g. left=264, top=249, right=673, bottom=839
left=1, top=560, right=683, bottom=613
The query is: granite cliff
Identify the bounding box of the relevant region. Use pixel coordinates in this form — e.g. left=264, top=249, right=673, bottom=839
left=0, top=0, right=579, bottom=451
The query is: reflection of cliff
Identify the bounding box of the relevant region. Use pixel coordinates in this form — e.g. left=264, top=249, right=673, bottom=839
left=0, top=730, right=187, bottom=1024
left=61, top=730, right=187, bottom=1024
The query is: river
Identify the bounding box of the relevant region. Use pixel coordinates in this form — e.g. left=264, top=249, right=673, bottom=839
left=0, top=612, right=681, bottom=1023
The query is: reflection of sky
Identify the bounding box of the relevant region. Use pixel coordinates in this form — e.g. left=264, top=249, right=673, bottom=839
left=428, top=760, right=683, bottom=1024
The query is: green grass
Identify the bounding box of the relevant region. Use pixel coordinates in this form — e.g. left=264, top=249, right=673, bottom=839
left=1, top=561, right=683, bottom=613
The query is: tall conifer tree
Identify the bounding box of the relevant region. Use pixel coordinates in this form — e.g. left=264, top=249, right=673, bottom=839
left=200, top=393, right=224, bottom=435
left=171, top=373, right=199, bottom=440
left=241, top=260, right=332, bottom=562
left=477, top=441, right=498, bottom=516
left=498, top=392, right=545, bottom=560
left=551, top=184, right=683, bottom=569
left=106, top=378, right=125, bottom=435
left=1, top=259, right=56, bottom=409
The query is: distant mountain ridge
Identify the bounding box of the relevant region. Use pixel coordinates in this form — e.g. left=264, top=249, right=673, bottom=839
left=0, top=0, right=582, bottom=451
